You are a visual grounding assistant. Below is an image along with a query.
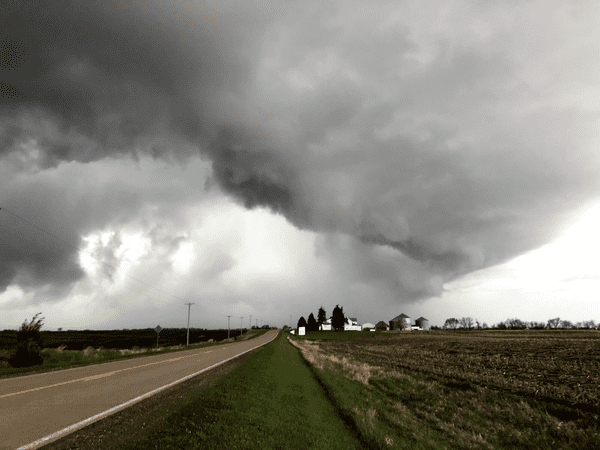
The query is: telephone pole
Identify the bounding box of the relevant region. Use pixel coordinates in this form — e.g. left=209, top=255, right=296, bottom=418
left=249, top=315, right=252, bottom=330
left=255, top=318, right=258, bottom=328
left=227, top=315, right=232, bottom=339
left=184, top=303, right=194, bottom=346
left=240, top=316, right=243, bottom=336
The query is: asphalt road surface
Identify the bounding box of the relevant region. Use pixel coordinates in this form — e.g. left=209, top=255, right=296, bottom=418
left=0, top=330, right=278, bottom=450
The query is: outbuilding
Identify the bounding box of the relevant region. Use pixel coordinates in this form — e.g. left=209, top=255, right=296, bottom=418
left=416, top=317, right=430, bottom=330
left=375, top=321, right=389, bottom=331
left=361, top=322, right=375, bottom=331
left=390, top=313, right=412, bottom=330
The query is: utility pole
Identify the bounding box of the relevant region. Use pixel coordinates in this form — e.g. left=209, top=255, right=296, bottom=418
left=184, top=303, right=194, bottom=346
left=240, top=316, right=243, bottom=336
left=249, top=315, right=252, bottom=330
left=227, top=315, right=232, bottom=339
left=255, top=318, right=258, bottom=328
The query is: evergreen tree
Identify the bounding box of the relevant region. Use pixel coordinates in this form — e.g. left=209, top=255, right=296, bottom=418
left=307, top=313, right=318, bottom=332
left=331, top=305, right=345, bottom=331
left=317, top=306, right=327, bottom=330
left=297, top=316, right=307, bottom=330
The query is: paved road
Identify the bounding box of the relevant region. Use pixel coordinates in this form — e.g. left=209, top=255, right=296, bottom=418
left=0, top=330, right=278, bottom=450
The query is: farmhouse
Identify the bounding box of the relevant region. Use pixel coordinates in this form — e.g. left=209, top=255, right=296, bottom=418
left=320, top=319, right=332, bottom=331
left=344, top=318, right=362, bottom=331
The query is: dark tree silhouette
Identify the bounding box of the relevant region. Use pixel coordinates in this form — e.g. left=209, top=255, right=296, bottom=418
left=331, top=305, right=345, bottom=331
left=307, top=313, right=318, bottom=332
left=297, top=316, right=307, bottom=330
left=317, top=306, right=327, bottom=330
left=9, top=312, right=45, bottom=368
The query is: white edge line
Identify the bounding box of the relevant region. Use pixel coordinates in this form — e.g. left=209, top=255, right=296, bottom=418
left=17, top=331, right=278, bottom=450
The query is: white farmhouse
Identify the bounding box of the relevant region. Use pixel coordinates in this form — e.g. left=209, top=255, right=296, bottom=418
left=344, top=317, right=362, bottom=331
left=320, top=319, right=332, bottom=331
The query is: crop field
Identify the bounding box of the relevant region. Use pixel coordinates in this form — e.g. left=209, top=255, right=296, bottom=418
left=291, top=329, right=600, bottom=449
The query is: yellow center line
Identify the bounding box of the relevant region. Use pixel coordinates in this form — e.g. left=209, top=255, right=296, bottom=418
left=0, top=351, right=210, bottom=399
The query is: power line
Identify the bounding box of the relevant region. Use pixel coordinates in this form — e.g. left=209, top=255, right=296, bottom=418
left=0, top=205, right=228, bottom=320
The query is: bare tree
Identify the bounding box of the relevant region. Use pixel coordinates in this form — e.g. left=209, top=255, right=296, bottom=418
left=582, top=320, right=597, bottom=329
left=559, top=320, right=573, bottom=329
left=459, top=317, right=474, bottom=330
left=505, top=318, right=526, bottom=329
left=547, top=317, right=560, bottom=329
left=444, top=318, right=459, bottom=330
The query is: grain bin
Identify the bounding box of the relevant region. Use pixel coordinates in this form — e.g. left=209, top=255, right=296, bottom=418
left=416, top=317, right=430, bottom=330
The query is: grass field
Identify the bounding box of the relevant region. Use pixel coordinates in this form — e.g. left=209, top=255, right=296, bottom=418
left=290, top=329, right=600, bottom=449
left=0, top=329, right=268, bottom=380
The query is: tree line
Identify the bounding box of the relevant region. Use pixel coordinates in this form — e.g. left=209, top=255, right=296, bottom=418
left=441, top=317, right=599, bottom=330
left=292, top=305, right=347, bottom=332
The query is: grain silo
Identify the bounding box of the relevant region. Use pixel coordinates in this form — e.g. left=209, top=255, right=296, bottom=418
left=416, top=317, right=430, bottom=330
left=391, top=313, right=411, bottom=330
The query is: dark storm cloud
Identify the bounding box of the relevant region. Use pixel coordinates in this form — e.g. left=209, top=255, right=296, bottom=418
left=1, top=0, right=598, bottom=308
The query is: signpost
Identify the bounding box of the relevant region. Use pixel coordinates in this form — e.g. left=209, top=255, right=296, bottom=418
left=155, top=325, right=162, bottom=349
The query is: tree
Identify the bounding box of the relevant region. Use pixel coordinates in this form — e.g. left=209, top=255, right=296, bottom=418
left=505, top=318, right=526, bottom=330
left=459, top=317, right=474, bottom=330
left=9, top=312, right=45, bottom=368
left=443, top=318, right=459, bottom=330
left=317, top=306, right=327, bottom=331
left=331, top=305, right=345, bottom=331
left=559, top=320, right=573, bottom=329
left=57, top=327, right=62, bottom=332
left=582, top=320, right=597, bottom=329
left=415, top=319, right=422, bottom=328
left=389, top=319, right=406, bottom=331
left=307, top=313, right=318, bottom=332
left=482, top=322, right=488, bottom=329
left=547, top=317, right=560, bottom=329
left=297, top=316, right=307, bottom=330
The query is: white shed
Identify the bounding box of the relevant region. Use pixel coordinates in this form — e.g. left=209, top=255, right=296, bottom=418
left=361, top=322, right=375, bottom=331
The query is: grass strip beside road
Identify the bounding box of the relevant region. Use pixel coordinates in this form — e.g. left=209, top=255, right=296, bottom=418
left=42, top=331, right=366, bottom=450
left=0, top=329, right=268, bottom=380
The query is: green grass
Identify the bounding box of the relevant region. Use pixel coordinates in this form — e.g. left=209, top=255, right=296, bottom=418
left=290, top=330, right=600, bottom=449
left=0, top=329, right=269, bottom=380
left=115, top=331, right=367, bottom=449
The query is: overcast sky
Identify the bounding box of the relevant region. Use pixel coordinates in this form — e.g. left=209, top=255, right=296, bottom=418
left=1, top=0, right=599, bottom=331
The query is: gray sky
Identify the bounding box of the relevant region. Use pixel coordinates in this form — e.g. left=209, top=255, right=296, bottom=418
left=1, top=0, right=599, bottom=331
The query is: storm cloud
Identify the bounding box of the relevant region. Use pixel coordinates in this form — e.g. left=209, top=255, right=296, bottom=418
left=1, top=0, right=599, bottom=327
